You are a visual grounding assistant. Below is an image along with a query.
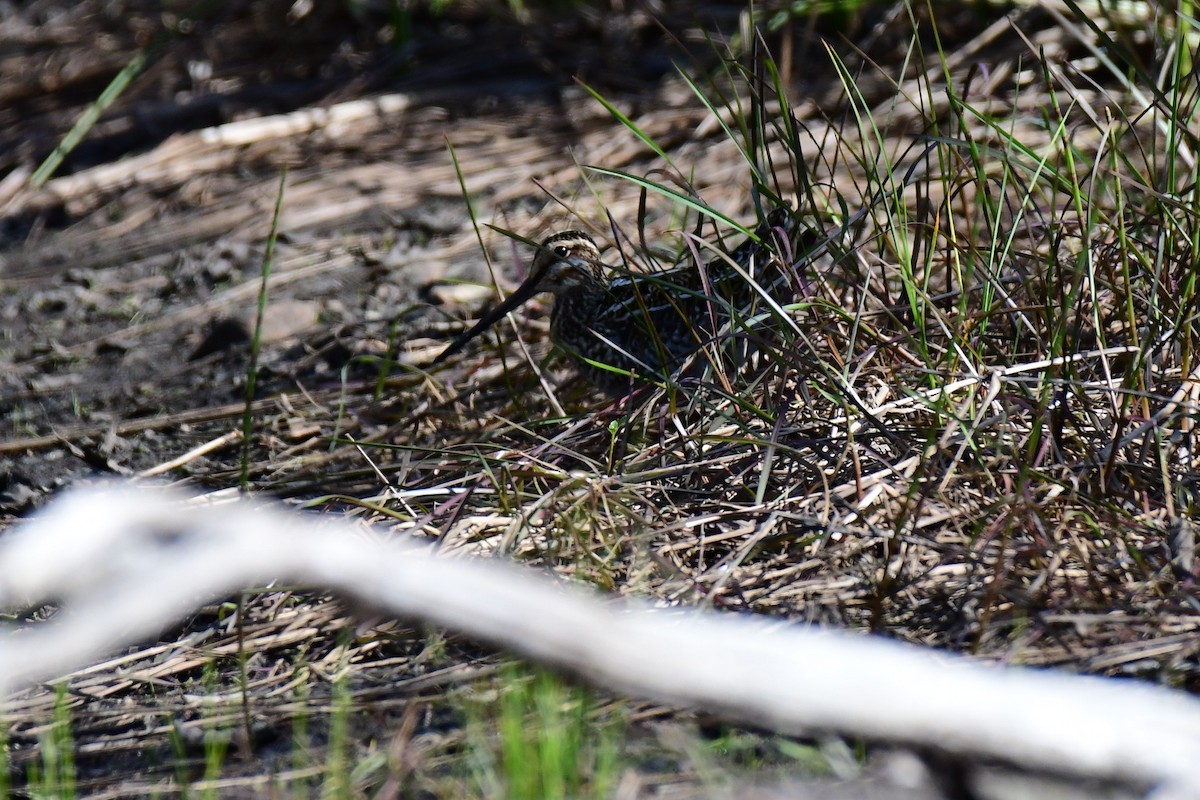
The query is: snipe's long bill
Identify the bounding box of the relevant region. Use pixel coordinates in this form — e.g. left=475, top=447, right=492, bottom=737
left=434, top=208, right=805, bottom=393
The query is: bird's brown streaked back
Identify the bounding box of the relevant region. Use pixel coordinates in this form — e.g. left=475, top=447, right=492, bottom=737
left=434, top=208, right=808, bottom=392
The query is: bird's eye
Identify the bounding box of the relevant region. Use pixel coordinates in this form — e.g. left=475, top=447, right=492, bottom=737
left=553, top=245, right=569, bottom=257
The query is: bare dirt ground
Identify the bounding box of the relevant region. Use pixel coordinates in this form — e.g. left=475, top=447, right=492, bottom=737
left=1, top=0, right=746, bottom=499
left=3, top=0, right=1198, bottom=797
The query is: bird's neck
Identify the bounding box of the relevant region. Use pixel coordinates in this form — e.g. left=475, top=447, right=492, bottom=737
left=550, top=278, right=609, bottom=334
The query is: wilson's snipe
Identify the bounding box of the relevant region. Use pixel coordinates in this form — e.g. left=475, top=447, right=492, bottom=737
left=435, top=207, right=806, bottom=392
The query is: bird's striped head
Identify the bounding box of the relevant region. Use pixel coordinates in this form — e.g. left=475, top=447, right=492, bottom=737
left=530, top=230, right=605, bottom=295
left=433, top=229, right=605, bottom=364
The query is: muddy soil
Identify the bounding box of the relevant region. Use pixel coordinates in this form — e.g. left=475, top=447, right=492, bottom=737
left=0, top=0, right=802, bottom=514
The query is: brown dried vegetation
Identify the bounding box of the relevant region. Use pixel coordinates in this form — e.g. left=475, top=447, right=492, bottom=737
left=2, top=0, right=1199, bottom=796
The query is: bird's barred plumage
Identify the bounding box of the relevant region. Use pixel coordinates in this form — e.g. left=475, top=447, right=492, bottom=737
left=435, top=207, right=807, bottom=393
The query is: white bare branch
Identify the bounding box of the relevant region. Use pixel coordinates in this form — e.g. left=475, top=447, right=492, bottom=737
left=1, top=483, right=1198, bottom=796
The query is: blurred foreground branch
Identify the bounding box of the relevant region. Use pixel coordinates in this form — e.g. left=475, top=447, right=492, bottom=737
left=1, top=484, right=1198, bottom=797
